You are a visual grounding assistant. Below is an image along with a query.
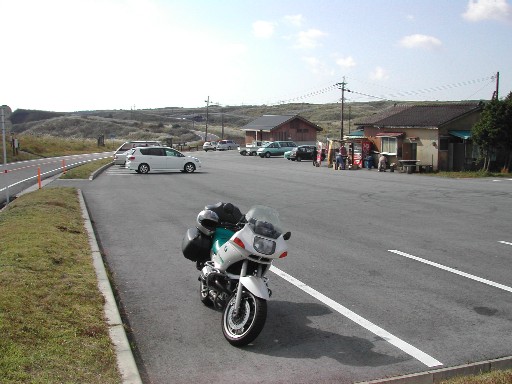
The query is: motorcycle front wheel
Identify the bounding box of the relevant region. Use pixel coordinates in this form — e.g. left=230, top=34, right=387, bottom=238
left=222, top=290, right=267, bottom=346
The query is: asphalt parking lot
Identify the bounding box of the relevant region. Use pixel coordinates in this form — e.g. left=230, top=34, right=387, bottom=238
left=80, top=151, right=512, bottom=383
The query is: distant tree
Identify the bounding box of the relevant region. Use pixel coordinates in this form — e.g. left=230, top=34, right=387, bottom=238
left=472, top=92, right=512, bottom=171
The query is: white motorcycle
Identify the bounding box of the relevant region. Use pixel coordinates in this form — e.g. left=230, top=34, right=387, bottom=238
left=182, top=202, right=291, bottom=346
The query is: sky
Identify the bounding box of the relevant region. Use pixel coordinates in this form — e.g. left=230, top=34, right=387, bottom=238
left=1, top=0, right=511, bottom=112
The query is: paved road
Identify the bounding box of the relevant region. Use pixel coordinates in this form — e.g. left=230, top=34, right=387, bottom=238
left=0, top=151, right=113, bottom=207
left=66, top=150, right=511, bottom=383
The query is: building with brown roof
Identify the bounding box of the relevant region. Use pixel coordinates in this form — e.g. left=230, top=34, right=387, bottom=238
left=355, top=103, right=483, bottom=171
left=241, top=115, right=323, bottom=144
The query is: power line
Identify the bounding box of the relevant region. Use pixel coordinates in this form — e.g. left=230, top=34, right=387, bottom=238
left=268, top=74, right=496, bottom=105
left=386, top=76, right=495, bottom=98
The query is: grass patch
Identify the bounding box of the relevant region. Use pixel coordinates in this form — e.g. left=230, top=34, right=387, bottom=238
left=60, top=157, right=113, bottom=179
left=1, top=134, right=121, bottom=163
left=0, top=188, right=121, bottom=383
left=431, top=170, right=512, bottom=178
left=441, top=369, right=512, bottom=384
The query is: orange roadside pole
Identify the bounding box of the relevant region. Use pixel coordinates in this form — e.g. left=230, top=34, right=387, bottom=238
left=62, top=159, right=66, bottom=174
left=38, top=167, right=42, bottom=189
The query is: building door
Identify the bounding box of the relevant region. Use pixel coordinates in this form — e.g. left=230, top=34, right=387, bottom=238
left=402, top=142, right=417, bottom=160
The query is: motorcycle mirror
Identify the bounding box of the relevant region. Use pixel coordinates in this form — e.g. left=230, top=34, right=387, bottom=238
left=283, top=232, right=291, bottom=240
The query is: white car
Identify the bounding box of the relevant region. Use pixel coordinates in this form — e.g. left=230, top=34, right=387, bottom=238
left=203, top=141, right=217, bottom=151
left=126, top=146, right=201, bottom=174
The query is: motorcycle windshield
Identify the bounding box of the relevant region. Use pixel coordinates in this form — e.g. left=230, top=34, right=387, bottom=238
left=245, top=205, right=284, bottom=239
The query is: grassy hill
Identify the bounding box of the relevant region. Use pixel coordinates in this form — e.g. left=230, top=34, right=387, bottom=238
left=9, top=100, right=474, bottom=145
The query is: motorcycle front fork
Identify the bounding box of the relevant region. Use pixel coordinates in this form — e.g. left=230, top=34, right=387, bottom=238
left=233, top=261, right=266, bottom=314
left=233, top=261, right=248, bottom=314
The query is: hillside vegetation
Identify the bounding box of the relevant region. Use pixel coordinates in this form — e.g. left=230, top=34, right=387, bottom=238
left=9, top=102, right=398, bottom=144
left=9, top=100, right=482, bottom=145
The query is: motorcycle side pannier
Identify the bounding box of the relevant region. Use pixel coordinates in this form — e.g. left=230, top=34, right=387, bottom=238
left=182, top=227, right=212, bottom=262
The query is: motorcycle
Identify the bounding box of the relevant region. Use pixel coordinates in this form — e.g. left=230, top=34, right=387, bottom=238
left=182, top=202, right=291, bottom=346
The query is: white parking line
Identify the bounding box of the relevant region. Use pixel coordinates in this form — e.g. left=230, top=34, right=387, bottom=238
left=388, top=250, right=512, bottom=293
left=499, top=241, right=512, bottom=246
left=270, top=265, right=443, bottom=368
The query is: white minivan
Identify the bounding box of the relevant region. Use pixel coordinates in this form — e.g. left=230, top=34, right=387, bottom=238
left=126, top=146, right=201, bottom=173
left=216, top=140, right=238, bottom=151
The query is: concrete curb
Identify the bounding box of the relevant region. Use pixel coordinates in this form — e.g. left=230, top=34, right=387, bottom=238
left=355, top=356, right=512, bottom=384
left=78, top=190, right=142, bottom=384
left=89, top=161, right=113, bottom=180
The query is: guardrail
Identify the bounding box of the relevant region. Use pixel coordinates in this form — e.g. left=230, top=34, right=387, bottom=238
left=173, top=144, right=200, bottom=152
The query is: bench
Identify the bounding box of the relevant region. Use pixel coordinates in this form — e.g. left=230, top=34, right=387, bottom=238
left=398, top=160, right=421, bottom=174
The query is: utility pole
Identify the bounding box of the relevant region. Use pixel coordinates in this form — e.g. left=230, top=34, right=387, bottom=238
left=492, top=71, right=500, bottom=100
left=1, top=105, right=12, bottom=204
left=204, top=96, right=210, bottom=141
left=348, top=105, right=352, bottom=134
left=221, top=106, right=224, bottom=139
left=1, top=106, right=7, bottom=169
left=336, top=78, right=347, bottom=140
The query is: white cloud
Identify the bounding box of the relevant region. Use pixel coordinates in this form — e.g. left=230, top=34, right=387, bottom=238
left=302, top=57, right=322, bottom=74
left=252, top=20, right=276, bottom=38
left=284, top=14, right=304, bottom=27
left=400, top=34, right=442, bottom=49
left=302, top=57, right=334, bottom=76
left=336, top=56, right=357, bottom=68
left=462, top=0, right=512, bottom=22
left=294, top=28, right=327, bottom=49
left=370, top=67, right=389, bottom=81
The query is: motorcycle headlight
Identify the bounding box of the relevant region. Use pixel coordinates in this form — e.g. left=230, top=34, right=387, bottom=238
left=253, top=236, right=276, bottom=255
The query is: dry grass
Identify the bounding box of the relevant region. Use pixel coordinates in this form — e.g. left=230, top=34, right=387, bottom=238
left=60, top=157, right=113, bottom=179
left=441, top=369, right=512, bottom=384
left=0, top=188, right=121, bottom=383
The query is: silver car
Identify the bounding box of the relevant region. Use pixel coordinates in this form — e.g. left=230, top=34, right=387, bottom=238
left=216, top=140, right=238, bottom=151
left=126, top=146, right=201, bottom=174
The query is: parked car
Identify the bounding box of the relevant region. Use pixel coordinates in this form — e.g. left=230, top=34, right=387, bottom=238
left=203, top=141, right=217, bottom=151
left=289, top=145, right=326, bottom=162
left=257, top=141, right=297, bottom=158
left=126, top=146, right=201, bottom=173
left=239, top=141, right=270, bottom=156
left=113, top=140, right=162, bottom=165
left=284, top=150, right=293, bottom=160
left=216, top=140, right=238, bottom=151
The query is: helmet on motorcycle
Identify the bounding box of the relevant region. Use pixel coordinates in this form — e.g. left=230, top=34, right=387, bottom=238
left=196, top=209, right=219, bottom=236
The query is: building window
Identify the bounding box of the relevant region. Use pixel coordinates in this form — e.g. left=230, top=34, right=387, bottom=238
left=439, top=137, right=449, bottom=151
left=381, top=137, right=397, bottom=155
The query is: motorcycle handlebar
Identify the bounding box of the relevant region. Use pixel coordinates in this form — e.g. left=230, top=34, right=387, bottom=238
left=218, top=222, right=243, bottom=231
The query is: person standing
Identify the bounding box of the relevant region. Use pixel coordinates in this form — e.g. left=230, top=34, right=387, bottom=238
left=378, top=154, right=387, bottom=172
left=12, top=136, right=19, bottom=156
left=312, top=146, right=318, bottom=166
left=339, top=145, right=347, bottom=170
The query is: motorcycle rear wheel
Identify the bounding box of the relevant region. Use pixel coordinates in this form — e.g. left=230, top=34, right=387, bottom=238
left=222, top=290, right=267, bottom=346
